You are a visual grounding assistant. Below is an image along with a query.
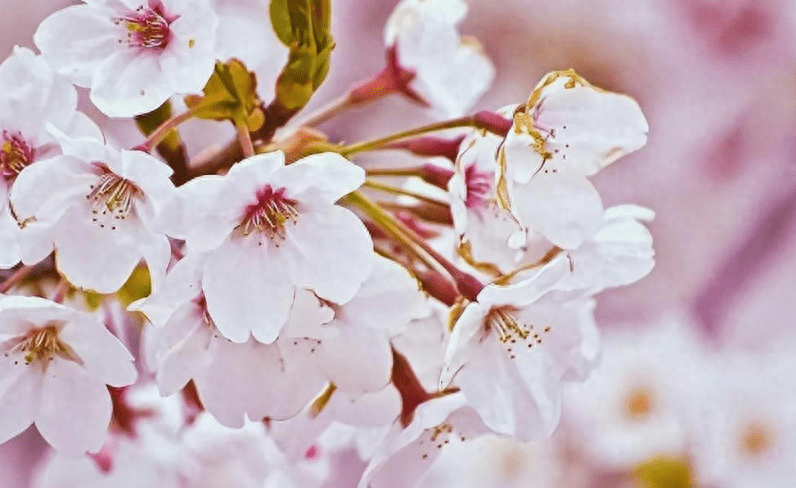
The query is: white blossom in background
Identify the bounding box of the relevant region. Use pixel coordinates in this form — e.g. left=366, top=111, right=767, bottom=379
left=561, top=316, right=706, bottom=469
left=134, top=254, right=332, bottom=427
left=34, top=0, right=219, bottom=117
left=9, top=134, right=175, bottom=294
left=499, top=69, right=649, bottom=249
left=0, top=295, right=137, bottom=455
left=686, top=349, right=796, bottom=488
left=178, top=413, right=329, bottom=488
left=384, top=0, right=495, bottom=117
left=0, top=47, right=102, bottom=268
left=441, top=255, right=600, bottom=441
left=359, top=393, right=492, bottom=488
left=167, top=150, right=373, bottom=344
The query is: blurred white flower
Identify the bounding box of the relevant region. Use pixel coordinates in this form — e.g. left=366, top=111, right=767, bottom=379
left=0, top=47, right=101, bottom=269
left=561, top=316, right=706, bottom=469
left=34, top=0, right=219, bottom=117
left=9, top=134, right=175, bottom=294
left=0, top=295, right=136, bottom=455
left=441, top=255, right=599, bottom=441
left=167, top=151, right=373, bottom=344
left=500, top=69, right=649, bottom=249
left=687, top=348, right=796, bottom=488
left=384, top=0, right=495, bottom=116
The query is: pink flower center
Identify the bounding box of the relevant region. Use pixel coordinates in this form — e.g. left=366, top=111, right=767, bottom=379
left=0, top=131, right=34, bottom=181
left=240, top=185, right=299, bottom=242
left=464, top=163, right=492, bottom=209
left=116, top=1, right=178, bottom=50
left=86, top=166, right=141, bottom=229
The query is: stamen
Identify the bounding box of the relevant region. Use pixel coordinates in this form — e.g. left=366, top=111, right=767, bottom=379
left=239, top=185, right=299, bottom=245
left=86, top=167, right=141, bottom=228
left=2, top=323, right=78, bottom=367
left=417, top=422, right=467, bottom=461
left=114, top=2, right=178, bottom=50
left=485, top=307, right=553, bottom=359
left=0, top=131, right=34, bottom=181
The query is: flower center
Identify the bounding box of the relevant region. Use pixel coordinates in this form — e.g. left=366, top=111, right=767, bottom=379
left=486, top=307, right=552, bottom=360
left=86, top=167, right=141, bottom=229
left=115, top=2, right=177, bottom=50
left=3, top=323, right=76, bottom=366
left=464, top=163, right=492, bottom=209
left=239, top=185, right=299, bottom=244
left=624, top=386, right=655, bottom=420
left=739, top=421, right=775, bottom=458
left=0, top=131, right=34, bottom=181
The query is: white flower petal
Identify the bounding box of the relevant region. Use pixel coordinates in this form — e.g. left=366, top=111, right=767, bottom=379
left=58, top=317, right=137, bottom=387
left=0, top=353, right=41, bottom=444
left=90, top=50, right=175, bottom=117
left=202, top=236, right=293, bottom=344
left=270, top=153, right=365, bottom=207
left=511, top=169, right=604, bottom=249
left=36, top=359, right=112, bottom=455
left=153, top=302, right=212, bottom=395
left=283, top=205, right=373, bottom=304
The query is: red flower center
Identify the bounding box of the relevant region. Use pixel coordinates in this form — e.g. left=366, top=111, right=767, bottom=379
left=116, top=1, right=179, bottom=50
left=240, top=185, right=299, bottom=242
left=0, top=131, right=34, bottom=181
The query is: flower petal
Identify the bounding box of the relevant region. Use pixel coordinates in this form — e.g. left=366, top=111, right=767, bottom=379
left=283, top=205, right=373, bottom=304
left=0, top=353, right=41, bottom=445
left=271, top=153, right=365, bottom=207
left=58, top=317, right=137, bottom=388
left=36, top=359, right=112, bottom=455
left=202, top=236, right=293, bottom=344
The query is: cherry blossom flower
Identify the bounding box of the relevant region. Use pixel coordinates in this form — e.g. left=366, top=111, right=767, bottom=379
left=296, top=255, right=429, bottom=395
left=135, top=254, right=332, bottom=428
left=0, top=295, right=137, bottom=455
left=448, top=117, right=527, bottom=274
left=498, top=69, right=649, bottom=249
left=0, top=47, right=102, bottom=269
left=168, top=150, right=373, bottom=344
left=384, top=0, right=495, bottom=117
left=440, top=255, right=600, bottom=441
left=34, top=0, right=219, bottom=117
left=359, top=393, right=492, bottom=488
left=687, top=349, right=796, bottom=488
left=561, top=316, right=705, bottom=469
left=9, top=134, right=175, bottom=294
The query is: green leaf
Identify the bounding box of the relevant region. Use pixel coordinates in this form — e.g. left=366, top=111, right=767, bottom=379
left=269, top=0, right=293, bottom=46
left=634, top=457, right=693, bottom=488
left=184, top=59, right=265, bottom=132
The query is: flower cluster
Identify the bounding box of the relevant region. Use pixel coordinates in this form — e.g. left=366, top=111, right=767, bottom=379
left=0, top=0, right=659, bottom=486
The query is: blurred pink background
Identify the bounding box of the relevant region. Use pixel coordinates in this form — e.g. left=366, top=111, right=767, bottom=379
left=2, top=0, right=795, bottom=485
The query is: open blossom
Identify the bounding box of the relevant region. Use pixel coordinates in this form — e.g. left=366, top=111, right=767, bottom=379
left=135, top=254, right=331, bottom=428
left=9, top=134, right=175, bottom=294
left=498, top=69, right=649, bottom=249
left=440, top=255, right=600, bottom=441
left=169, top=151, right=373, bottom=344
left=448, top=117, right=527, bottom=274
left=34, top=0, right=219, bottom=117
left=359, top=393, right=492, bottom=488
left=0, top=47, right=102, bottom=269
left=384, top=0, right=494, bottom=116
left=0, top=295, right=137, bottom=455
